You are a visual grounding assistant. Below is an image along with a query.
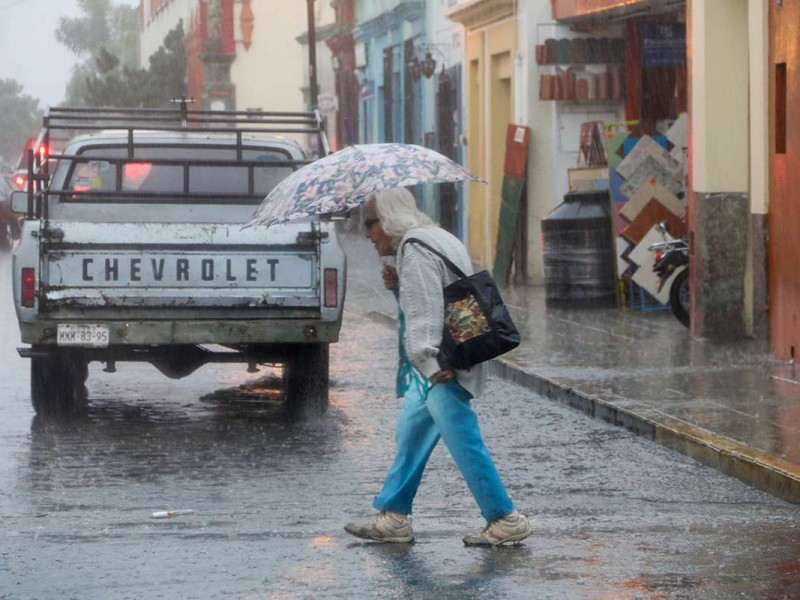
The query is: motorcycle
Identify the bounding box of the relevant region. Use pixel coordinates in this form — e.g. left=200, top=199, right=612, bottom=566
left=648, top=223, right=689, bottom=328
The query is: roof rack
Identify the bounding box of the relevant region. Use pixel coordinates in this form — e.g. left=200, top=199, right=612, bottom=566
left=22, top=101, right=331, bottom=220
left=43, top=103, right=329, bottom=156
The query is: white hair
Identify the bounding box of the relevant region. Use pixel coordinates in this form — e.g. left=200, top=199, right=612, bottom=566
left=372, top=188, right=436, bottom=242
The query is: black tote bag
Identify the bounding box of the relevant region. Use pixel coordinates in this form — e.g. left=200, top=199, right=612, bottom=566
left=404, top=238, right=520, bottom=370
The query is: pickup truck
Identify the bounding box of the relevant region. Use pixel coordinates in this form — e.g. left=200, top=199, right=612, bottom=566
left=11, top=105, right=346, bottom=417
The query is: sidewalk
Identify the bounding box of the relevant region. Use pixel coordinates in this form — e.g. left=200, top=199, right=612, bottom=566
left=494, top=284, right=800, bottom=504
left=344, top=235, right=800, bottom=504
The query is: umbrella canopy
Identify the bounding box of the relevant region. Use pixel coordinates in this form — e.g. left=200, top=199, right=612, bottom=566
left=245, top=143, right=484, bottom=228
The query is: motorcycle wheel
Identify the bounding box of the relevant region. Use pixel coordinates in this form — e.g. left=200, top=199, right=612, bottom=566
left=670, top=269, right=690, bottom=328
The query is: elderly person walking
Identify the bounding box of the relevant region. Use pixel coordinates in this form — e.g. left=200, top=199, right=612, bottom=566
left=344, top=187, right=532, bottom=546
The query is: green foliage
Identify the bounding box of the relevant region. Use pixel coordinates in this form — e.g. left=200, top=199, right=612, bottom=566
left=138, top=22, right=187, bottom=107
left=0, top=79, right=42, bottom=167
left=58, top=1, right=185, bottom=108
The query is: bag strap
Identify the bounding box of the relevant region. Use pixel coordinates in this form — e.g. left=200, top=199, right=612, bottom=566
left=403, top=237, right=468, bottom=280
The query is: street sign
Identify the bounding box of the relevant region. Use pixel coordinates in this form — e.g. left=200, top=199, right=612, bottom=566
left=318, top=93, right=339, bottom=112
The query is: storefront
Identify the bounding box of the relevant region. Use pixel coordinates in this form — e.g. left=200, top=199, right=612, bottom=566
left=547, top=0, right=766, bottom=346
left=534, top=1, right=688, bottom=316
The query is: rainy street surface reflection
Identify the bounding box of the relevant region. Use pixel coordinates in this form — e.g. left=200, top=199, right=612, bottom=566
left=1, top=242, right=800, bottom=599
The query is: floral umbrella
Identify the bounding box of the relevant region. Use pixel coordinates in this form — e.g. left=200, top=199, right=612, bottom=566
left=244, top=143, right=485, bottom=228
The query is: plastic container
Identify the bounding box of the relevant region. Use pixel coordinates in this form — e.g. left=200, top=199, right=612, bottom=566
left=542, top=190, right=615, bottom=307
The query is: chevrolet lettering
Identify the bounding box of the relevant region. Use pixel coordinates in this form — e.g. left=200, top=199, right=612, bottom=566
left=12, top=105, right=345, bottom=417
left=70, top=255, right=309, bottom=287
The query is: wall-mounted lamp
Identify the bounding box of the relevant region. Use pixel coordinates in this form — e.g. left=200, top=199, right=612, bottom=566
left=421, top=51, right=436, bottom=79
left=406, top=43, right=449, bottom=81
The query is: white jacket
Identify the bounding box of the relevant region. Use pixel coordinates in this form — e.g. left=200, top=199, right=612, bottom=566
left=396, top=226, right=486, bottom=398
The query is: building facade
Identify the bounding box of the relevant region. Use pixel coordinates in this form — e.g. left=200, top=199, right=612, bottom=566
left=327, top=0, right=360, bottom=150
left=351, top=0, right=465, bottom=236
left=135, top=1, right=790, bottom=357
left=447, top=0, right=519, bottom=267
left=352, top=1, right=426, bottom=147
left=138, top=0, right=308, bottom=114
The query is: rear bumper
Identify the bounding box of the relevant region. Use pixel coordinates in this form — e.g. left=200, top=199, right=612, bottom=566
left=18, top=318, right=341, bottom=346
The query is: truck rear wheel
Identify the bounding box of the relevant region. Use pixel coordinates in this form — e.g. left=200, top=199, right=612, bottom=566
left=284, top=343, right=329, bottom=418
left=31, top=351, right=89, bottom=416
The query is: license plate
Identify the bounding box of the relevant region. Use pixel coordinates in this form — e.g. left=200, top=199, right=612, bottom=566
left=57, top=324, right=110, bottom=347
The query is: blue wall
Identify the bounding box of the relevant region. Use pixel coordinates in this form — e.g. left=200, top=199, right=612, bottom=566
left=352, top=0, right=465, bottom=240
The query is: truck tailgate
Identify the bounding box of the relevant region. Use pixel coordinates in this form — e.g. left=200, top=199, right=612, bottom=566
left=38, top=222, right=320, bottom=312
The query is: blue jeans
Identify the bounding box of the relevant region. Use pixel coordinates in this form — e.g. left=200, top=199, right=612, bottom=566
left=372, top=379, right=515, bottom=522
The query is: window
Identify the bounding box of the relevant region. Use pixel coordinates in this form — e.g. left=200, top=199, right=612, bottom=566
left=63, top=145, right=294, bottom=201
left=71, top=160, right=117, bottom=192
left=777, top=62, right=787, bottom=155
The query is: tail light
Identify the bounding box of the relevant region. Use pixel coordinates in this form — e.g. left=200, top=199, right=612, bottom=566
left=654, top=249, right=663, bottom=261
left=21, top=268, right=36, bottom=307
left=12, top=173, right=27, bottom=190
left=324, top=268, right=338, bottom=307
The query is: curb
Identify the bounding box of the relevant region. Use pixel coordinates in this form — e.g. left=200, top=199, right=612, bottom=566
left=489, top=358, right=800, bottom=504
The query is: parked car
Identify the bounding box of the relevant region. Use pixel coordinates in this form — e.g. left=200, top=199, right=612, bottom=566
left=9, top=134, right=69, bottom=192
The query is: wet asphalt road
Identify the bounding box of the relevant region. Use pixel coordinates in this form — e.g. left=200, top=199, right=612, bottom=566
left=1, top=241, right=800, bottom=599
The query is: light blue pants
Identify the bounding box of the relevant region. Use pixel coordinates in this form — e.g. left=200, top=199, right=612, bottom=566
left=372, top=379, right=515, bottom=522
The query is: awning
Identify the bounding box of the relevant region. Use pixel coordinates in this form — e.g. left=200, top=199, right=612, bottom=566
left=552, top=0, right=685, bottom=24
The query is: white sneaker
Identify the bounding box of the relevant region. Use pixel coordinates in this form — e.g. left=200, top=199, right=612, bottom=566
left=344, top=511, right=414, bottom=543
left=462, top=510, right=532, bottom=546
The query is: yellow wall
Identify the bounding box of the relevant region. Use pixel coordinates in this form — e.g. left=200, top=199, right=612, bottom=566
left=231, top=2, right=307, bottom=112
left=466, top=35, right=484, bottom=260
left=745, top=0, right=769, bottom=335
left=464, top=19, right=516, bottom=267
left=691, top=0, right=750, bottom=193
left=749, top=0, right=769, bottom=216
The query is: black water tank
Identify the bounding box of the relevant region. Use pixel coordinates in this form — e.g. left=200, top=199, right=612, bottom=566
left=542, top=190, right=615, bottom=307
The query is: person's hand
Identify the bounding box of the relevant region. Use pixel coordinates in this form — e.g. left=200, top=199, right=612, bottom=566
left=382, top=264, right=399, bottom=290
left=431, top=368, right=456, bottom=384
